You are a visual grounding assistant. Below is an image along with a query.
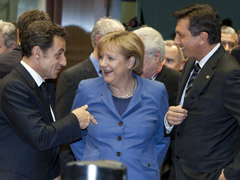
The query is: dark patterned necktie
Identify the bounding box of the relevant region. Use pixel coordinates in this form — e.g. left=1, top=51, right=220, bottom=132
left=184, top=63, right=201, bottom=98
left=40, top=82, right=49, bottom=104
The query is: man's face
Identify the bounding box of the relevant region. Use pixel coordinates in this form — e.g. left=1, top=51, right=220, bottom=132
left=39, top=36, right=66, bottom=79
left=142, top=54, right=158, bottom=79
left=221, top=33, right=238, bottom=53
left=163, top=45, right=180, bottom=71
left=174, top=18, right=201, bottom=60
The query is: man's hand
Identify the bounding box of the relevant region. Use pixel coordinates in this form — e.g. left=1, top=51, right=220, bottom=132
left=166, top=105, right=188, bottom=126
left=218, top=169, right=227, bottom=180
left=72, top=105, right=97, bottom=129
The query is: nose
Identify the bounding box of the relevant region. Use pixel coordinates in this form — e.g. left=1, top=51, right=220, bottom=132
left=99, top=57, right=107, bottom=68
left=60, top=55, right=67, bottom=67
left=224, top=44, right=231, bottom=53
left=174, top=35, right=180, bottom=45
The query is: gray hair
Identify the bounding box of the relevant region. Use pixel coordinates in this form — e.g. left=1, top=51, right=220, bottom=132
left=90, top=17, right=125, bottom=48
left=164, top=40, right=184, bottom=64
left=0, top=20, right=17, bottom=48
left=221, top=26, right=238, bottom=43
left=133, top=26, right=165, bottom=61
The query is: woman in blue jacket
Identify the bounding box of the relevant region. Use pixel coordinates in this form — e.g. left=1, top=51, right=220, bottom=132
left=70, top=31, right=169, bottom=180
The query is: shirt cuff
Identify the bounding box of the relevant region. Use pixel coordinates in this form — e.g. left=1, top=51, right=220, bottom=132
left=164, top=114, right=174, bottom=134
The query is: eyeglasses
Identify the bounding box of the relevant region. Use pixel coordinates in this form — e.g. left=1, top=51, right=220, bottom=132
left=221, top=41, right=237, bottom=49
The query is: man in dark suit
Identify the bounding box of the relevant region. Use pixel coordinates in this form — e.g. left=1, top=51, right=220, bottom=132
left=0, top=20, right=97, bottom=180
left=165, top=4, right=240, bottom=180
left=0, top=9, right=52, bottom=79
left=231, top=47, right=240, bottom=63
left=0, top=45, right=22, bottom=79
left=56, top=17, right=125, bottom=170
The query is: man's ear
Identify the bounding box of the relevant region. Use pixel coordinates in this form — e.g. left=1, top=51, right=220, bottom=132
left=127, top=56, right=136, bottom=69
left=95, top=34, right=102, bottom=44
left=9, top=43, right=16, bottom=50
left=199, top=32, right=208, bottom=44
left=32, top=46, right=42, bottom=59
left=154, top=50, right=161, bottom=63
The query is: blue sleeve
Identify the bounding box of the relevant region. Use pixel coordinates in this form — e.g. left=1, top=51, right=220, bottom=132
left=155, top=84, right=170, bottom=166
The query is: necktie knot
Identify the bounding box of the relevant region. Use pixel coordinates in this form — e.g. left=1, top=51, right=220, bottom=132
left=193, top=63, right=201, bottom=74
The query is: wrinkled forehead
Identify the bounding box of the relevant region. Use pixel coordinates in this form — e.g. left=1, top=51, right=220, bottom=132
left=221, top=33, right=238, bottom=43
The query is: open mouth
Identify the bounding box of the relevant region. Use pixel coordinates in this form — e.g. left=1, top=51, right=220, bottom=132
left=102, top=70, right=113, bottom=75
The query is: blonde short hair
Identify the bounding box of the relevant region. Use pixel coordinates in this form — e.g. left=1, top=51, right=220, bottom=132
left=97, top=31, right=144, bottom=74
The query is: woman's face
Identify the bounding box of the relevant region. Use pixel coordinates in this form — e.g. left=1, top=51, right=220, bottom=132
left=99, top=47, right=133, bottom=87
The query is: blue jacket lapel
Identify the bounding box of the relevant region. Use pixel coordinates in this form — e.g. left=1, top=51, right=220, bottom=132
left=99, top=75, right=143, bottom=118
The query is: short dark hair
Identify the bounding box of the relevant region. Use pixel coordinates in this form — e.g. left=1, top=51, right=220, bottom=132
left=21, top=20, right=68, bottom=57
left=17, top=9, right=51, bottom=40
left=173, top=4, right=221, bottom=44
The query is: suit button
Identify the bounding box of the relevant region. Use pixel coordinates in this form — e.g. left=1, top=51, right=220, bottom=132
left=117, top=136, right=122, bottom=141
left=147, top=163, right=150, bottom=167
left=116, top=152, right=121, bottom=156
left=175, top=156, right=179, bottom=160
left=176, top=132, right=181, bottom=137
left=118, top=121, right=123, bottom=126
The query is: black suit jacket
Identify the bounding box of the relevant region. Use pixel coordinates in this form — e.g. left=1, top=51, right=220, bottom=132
left=0, top=64, right=82, bottom=180
left=231, top=47, right=240, bottom=63
left=155, top=65, right=180, bottom=106
left=56, top=57, right=98, bottom=119
left=0, top=45, right=22, bottom=79
left=170, top=46, right=240, bottom=180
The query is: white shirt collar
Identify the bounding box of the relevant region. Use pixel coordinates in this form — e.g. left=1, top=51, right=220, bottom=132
left=20, top=60, right=45, bottom=87
left=197, top=43, right=220, bottom=68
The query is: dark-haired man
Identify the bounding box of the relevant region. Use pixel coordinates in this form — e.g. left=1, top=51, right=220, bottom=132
left=0, top=20, right=97, bottom=180
left=0, top=9, right=51, bottom=79
left=165, top=4, right=240, bottom=180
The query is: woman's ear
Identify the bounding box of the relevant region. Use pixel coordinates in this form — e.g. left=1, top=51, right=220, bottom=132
left=127, top=56, right=136, bottom=69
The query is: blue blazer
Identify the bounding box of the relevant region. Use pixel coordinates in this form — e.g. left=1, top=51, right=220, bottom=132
left=71, top=74, right=170, bottom=180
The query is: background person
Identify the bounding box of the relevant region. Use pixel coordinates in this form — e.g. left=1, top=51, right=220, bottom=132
left=0, top=9, right=51, bottom=79
left=163, top=40, right=184, bottom=72
left=0, top=20, right=17, bottom=54
left=133, top=27, right=180, bottom=106
left=221, top=25, right=238, bottom=53
left=70, top=31, right=170, bottom=180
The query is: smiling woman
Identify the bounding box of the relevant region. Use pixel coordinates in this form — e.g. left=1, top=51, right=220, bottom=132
left=96, top=31, right=143, bottom=97
left=70, top=30, right=170, bottom=180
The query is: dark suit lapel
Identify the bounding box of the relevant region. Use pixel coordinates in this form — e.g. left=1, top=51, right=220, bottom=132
left=82, top=58, right=98, bottom=78
left=15, top=64, right=54, bottom=122
left=155, top=65, right=167, bottom=82
left=183, top=46, right=224, bottom=109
